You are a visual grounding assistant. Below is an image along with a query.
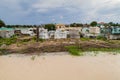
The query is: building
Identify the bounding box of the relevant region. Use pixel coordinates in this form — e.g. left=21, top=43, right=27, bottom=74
left=109, top=27, right=120, bottom=39
left=81, top=26, right=101, bottom=38
left=89, top=27, right=101, bottom=37
left=15, top=28, right=35, bottom=36
left=0, top=27, right=15, bottom=38
left=55, top=24, right=66, bottom=30
left=55, top=24, right=82, bottom=32
left=48, top=31, right=55, bottom=39
left=39, top=28, right=49, bottom=39
left=54, top=30, right=68, bottom=39
left=69, top=30, right=80, bottom=38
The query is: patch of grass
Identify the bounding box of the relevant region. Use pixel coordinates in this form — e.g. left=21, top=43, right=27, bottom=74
left=65, top=46, right=83, bottom=56
left=96, top=36, right=107, bottom=41
left=32, top=37, right=45, bottom=42
left=94, top=51, right=99, bottom=56
left=80, top=38, right=90, bottom=41
left=0, top=37, right=17, bottom=46
left=31, top=56, right=36, bottom=60
left=87, top=48, right=120, bottom=53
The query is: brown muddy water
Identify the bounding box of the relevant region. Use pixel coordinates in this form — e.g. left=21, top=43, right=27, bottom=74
left=0, top=53, right=120, bottom=80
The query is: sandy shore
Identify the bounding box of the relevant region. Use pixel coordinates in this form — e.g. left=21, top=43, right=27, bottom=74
left=0, top=52, right=120, bottom=80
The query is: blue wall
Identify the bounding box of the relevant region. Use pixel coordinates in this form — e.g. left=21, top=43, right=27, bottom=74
left=111, top=27, right=120, bottom=34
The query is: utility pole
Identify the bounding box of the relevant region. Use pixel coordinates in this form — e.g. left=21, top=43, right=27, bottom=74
left=36, top=26, right=39, bottom=42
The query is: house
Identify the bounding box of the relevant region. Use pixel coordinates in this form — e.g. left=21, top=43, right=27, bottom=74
left=109, top=27, right=120, bottom=39
left=55, top=24, right=82, bottom=32
left=17, top=28, right=35, bottom=36
left=89, top=27, right=101, bottom=37
left=39, top=28, right=49, bottom=39
left=66, top=27, right=82, bottom=32
left=69, top=30, right=80, bottom=38
left=55, top=24, right=66, bottom=30
left=0, top=27, right=15, bottom=38
left=48, top=31, right=55, bottom=39
left=54, top=30, right=68, bottom=39
left=81, top=26, right=101, bottom=38
left=81, top=27, right=89, bottom=37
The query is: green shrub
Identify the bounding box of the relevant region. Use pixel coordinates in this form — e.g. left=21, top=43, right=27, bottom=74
left=65, top=46, right=83, bottom=56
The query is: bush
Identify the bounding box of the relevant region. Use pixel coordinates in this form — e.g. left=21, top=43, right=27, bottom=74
left=65, top=46, right=83, bottom=56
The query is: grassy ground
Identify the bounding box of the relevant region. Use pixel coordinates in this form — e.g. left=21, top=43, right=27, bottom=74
left=0, top=37, right=120, bottom=55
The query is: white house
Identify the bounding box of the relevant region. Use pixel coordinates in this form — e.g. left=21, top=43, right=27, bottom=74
left=69, top=30, right=80, bottom=38
left=54, top=30, right=68, bottom=39
left=15, top=28, right=35, bottom=36
left=48, top=30, right=55, bottom=39
left=39, top=28, right=49, bottom=39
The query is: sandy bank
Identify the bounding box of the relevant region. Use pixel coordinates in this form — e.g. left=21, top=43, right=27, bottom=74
left=0, top=53, right=120, bottom=80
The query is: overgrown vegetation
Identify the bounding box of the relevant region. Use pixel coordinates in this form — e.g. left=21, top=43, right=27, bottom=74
left=65, top=45, right=120, bottom=56
left=44, top=24, right=55, bottom=31
left=0, top=37, right=17, bottom=46
left=80, top=38, right=90, bottom=41
left=96, top=36, right=107, bottom=41
left=0, top=37, right=120, bottom=56
left=65, top=46, right=83, bottom=56
left=87, top=48, right=120, bottom=53
left=32, top=36, right=45, bottom=42
left=31, top=56, right=36, bottom=60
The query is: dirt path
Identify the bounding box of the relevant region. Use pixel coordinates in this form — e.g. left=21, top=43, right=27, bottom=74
left=0, top=53, right=120, bottom=80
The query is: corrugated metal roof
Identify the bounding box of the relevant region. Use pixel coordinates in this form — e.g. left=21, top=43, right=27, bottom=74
left=0, top=27, right=14, bottom=31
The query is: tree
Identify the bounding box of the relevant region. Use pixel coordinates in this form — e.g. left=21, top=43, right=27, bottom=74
left=0, top=19, right=5, bottom=27
left=90, top=21, right=97, bottom=27
left=108, top=22, right=114, bottom=26
left=44, top=24, right=55, bottom=31
left=70, top=23, right=83, bottom=27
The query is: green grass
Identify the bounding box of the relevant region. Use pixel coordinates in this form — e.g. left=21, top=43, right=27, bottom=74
left=80, top=38, right=90, bottom=41
left=87, top=48, right=120, bottom=53
left=96, top=36, right=107, bottom=41
left=65, top=46, right=83, bottom=56
left=31, top=56, right=36, bottom=60
left=65, top=45, right=120, bottom=56
left=0, top=37, right=17, bottom=46
left=32, top=37, right=45, bottom=42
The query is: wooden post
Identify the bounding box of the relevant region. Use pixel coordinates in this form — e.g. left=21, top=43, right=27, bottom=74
left=36, top=26, right=39, bottom=42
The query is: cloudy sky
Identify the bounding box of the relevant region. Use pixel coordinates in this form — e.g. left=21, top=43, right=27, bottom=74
left=0, top=0, right=120, bottom=24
